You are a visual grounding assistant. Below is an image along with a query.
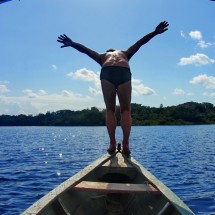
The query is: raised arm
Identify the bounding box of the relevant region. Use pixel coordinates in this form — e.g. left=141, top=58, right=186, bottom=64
left=57, top=34, right=102, bottom=65
left=125, top=21, right=169, bottom=60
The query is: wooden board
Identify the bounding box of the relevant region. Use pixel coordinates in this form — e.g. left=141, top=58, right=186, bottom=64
left=73, top=181, right=159, bottom=193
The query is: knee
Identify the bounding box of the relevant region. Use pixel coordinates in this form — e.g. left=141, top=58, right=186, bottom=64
left=120, top=106, right=131, bottom=115
left=106, top=106, right=116, bottom=114
left=120, top=107, right=132, bottom=123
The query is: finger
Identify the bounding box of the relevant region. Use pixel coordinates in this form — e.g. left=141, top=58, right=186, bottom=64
left=164, top=21, right=169, bottom=26
left=58, top=35, right=66, bottom=40
left=63, top=34, right=69, bottom=39
left=57, top=37, right=63, bottom=42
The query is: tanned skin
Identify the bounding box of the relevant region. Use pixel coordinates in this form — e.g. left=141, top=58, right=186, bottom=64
left=57, top=21, right=169, bottom=154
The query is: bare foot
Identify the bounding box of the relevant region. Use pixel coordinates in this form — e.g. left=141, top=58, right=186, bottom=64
left=122, top=144, right=131, bottom=155
left=107, top=144, right=116, bottom=154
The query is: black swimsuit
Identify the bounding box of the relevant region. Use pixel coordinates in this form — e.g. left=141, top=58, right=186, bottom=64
left=100, top=66, right=131, bottom=89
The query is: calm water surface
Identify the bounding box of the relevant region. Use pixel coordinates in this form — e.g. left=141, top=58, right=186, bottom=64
left=0, top=125, right=214, bottom=215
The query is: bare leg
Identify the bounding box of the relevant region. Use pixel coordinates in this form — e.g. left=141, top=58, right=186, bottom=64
left=121, top=110, right=132, bottom=149
left=117, top=81, right=132, bottom=154
left=101, top=80, right=117, bottom=152
left=106, top=109, right=117, bottom=151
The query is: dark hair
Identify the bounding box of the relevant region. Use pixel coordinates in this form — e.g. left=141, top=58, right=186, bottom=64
left=106, top=48, right=116, bottom=52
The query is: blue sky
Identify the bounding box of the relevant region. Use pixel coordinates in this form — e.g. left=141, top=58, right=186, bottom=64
left=0, top=0, right=215, bottom=115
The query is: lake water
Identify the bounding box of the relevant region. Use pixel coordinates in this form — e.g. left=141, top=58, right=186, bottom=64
left=0, top=125, right=215, bottom=215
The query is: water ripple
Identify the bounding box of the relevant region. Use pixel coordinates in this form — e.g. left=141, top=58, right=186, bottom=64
left=0, top=125, right=214, bottom=215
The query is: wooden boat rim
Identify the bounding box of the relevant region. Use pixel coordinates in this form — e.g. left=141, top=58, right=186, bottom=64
left=22, top=151, right=194, bottom=215
left=21, top=153, right=116, bottom=214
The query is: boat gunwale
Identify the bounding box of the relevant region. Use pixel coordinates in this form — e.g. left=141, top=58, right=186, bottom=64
left=21, top=151, right=195, bottom=215
left=125, top=155, right=195, bottom=215
left=21, top=152, right=117, bottom=215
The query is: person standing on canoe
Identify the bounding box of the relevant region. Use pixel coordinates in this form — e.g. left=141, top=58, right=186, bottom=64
left=57, top=21, right=169, bottom=155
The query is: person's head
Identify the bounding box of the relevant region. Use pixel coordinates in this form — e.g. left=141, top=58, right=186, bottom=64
left=106, top=48, right=116, bottom=52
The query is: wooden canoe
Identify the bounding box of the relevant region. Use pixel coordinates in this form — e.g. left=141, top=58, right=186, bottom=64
left=22, top=145, right=194, bottom=215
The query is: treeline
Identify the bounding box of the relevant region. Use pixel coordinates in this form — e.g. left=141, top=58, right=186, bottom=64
left=131, top=102, right=215, bottom=125
left=0, top=102, right=215, bottom=126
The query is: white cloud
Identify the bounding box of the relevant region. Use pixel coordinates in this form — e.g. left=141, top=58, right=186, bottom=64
left=68, top=68, right=99, bottom=83
left=67, top=68, right=101, bottom=96
left=190, top=74, right=215, bottom=90
left=202, top=92, right=215, bottom=97
left=132, top=78, right=142, bottom=84
left=132, top=79, right=156, bottom=96
left=0, top=85, right=9, bottom=94
left=68, top=69, right=157, bottom=96
left=38, top=90, right=47, bottom=96
left=197, top=40, right=213, bottom=49
left=173, top=88, right=194, bottom=97
left=0, top=89, right=94, bottom=115
left=181, top=30, right=213, bottom=49
left=189, top=31, right=202, bottom=40
left=52, top=65, right=58, bottom=70
left=187, top=92, right=194, bottom=96
left=173, top=88, right=185, bottom=95
left=179, top=53, right=215, bottom=66
left=0, top=95, right=24, bottom=115
left=61, top=90, right=71, bottom=97
left=89, top=87, right=101, bottom=96
left=0, top=80, right=9, bottom=84
left=23, top=89, right=39, bottom=98
left=60, top=90, right=83, bottom=98
left=180, top=30, right=186, bottom=39
left=189, top=30, right=213, bottom=49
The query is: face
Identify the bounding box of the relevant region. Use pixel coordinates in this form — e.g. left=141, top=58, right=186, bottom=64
left=106, top=48, right=116, bottom=52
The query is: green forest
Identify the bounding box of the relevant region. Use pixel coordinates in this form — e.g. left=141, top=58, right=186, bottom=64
left=0, top=102, right=214, bottom=126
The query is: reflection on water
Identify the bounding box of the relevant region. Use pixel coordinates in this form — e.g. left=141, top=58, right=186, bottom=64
left=0, top=125, right=214, bottom=214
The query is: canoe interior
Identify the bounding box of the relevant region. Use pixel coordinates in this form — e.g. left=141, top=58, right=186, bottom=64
left=36, top=153, right=183, bottom=215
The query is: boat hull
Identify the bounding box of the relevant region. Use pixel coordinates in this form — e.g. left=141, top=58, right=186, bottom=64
left=22, top=152, right=194, bottom=215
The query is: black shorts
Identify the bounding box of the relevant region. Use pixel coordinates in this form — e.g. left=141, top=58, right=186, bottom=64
left=100, top=66, right=131, bottom=89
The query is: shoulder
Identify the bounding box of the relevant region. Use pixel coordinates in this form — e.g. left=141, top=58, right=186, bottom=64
left=120, top=50, right=129, bottom=60
left=121, top=50, right=128, bottom=54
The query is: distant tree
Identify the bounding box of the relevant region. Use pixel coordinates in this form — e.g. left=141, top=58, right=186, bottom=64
left=0, top=102, right=215, bottom=126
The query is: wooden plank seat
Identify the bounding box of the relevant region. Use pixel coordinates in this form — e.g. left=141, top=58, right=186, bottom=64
left=73, top=181, right=159, bottom=194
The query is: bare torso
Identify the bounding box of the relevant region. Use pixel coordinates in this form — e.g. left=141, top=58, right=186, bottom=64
left=101, top=50, right=130, bottom=68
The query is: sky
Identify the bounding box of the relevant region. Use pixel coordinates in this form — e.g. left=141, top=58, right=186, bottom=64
left=0, top=0, right=215, bottom=115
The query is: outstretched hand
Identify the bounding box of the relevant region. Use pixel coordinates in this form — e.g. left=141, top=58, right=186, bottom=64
left=57, top=34, right=73, bottom=48
left=155, top=21, right=169, bottom=34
